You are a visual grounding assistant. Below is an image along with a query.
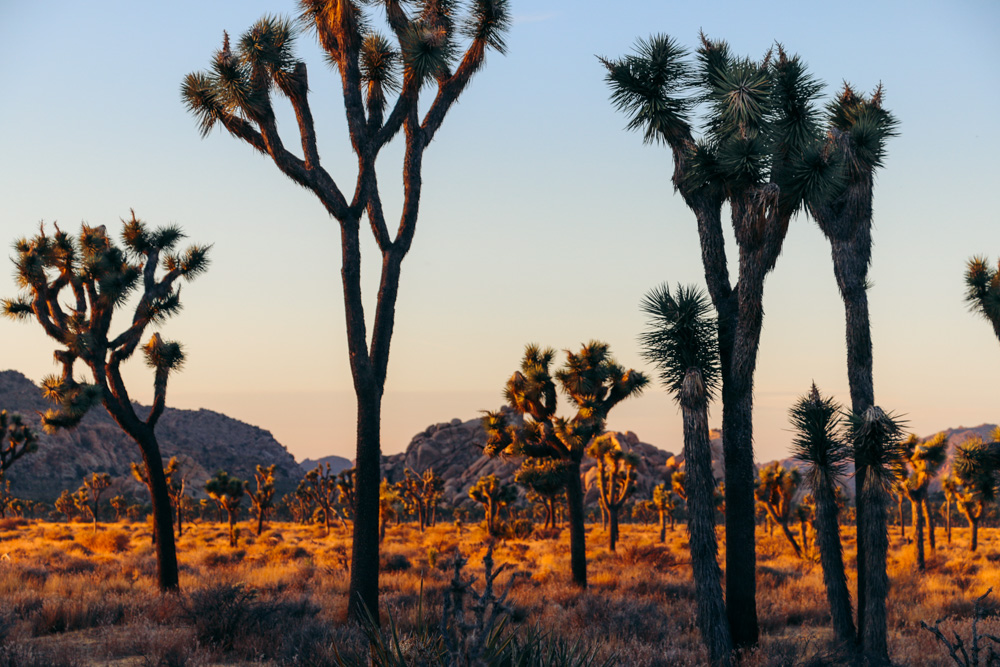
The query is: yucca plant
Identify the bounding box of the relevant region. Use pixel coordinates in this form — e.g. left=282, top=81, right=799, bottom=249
left=789, top=384, right=855, bottom=645
left=605, top=36, right=846, bottom=648
left=847, top=405, right=906, bottom=665
left=900, top=433, right=948, bottom=570
left=249, top=464, right=276, bottom=536
left=0, top=411, right=38, bottom=474
left=965, top=256, right=1000, bottom=343
left=587, top=434, right=639, bottom=551
left=483, top=342, right=647, bottom=588
left=2, top=214, right=209, bottom=591
left=183, top=0, right=511, bottom=623
left=514, top=459, right=568, bottom=531
left=640, top=284, right=731, bottom=666
left=206, top=470, right=247, bottom=548
left=952, top=437, right=999, bottom=553
left=468, top=474, right=517, bottom=536
left=652, top=483, right=677, bottom=541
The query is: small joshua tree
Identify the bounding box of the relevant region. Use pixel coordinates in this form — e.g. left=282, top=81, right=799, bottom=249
left=298, top=463, right=339, bottom=536
left=249, top=464, right=276, bottom=536
left=206, top=470, right=246, bottom=547
left=378, top=480, right=401, bottom=543
left=965, top=256, right=1000, bottom=344
left=109, top=495, right=127, bottom=522
left=0, top=411, right=38, bottom=474
left=483, top=342, right=647, bottom=587
left=80, top=472, right=112, bottom=530
left=55, top=489, right=76, bottom=522
left=755, top=463, right=803, bottom=558
left=3, top=215, right=208, bottom=591
left=901, top=433, right=948, bottom=569
left=652, top=483, right=677, bottom=542
left=336, top=468, right=357, bottom=524
left=587, top=433, right=639, bottom=551
left=394, top=468, right=439, bottom=532
left=468, top=474, right=516, bottom=535
left=515, top=458, right=568, bottom=531
left=952, top=439, right=998, bottom=553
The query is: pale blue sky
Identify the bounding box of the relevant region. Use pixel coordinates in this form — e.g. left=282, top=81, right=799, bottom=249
left=1, top=1, right=998, bottom=463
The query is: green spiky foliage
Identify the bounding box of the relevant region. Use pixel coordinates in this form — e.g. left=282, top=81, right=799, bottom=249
left=3, top=214, right=209, bottom=592
left=249, top=464, right=277, bottom=536
left=0, top=411, right=39, bottom=474
left=298, top=463, right=340, bottom=536
left=652, top=483, right=677, bottom=541
left=965, top=256, right=1000, bottom=344
left=468, top=474, right=517, bottom=535
left=605, top=35, right=851, bottom=648
left=952, top=437, right=999, bottom=553
left=755, top=463, right=803, bottom=558
left=182, top=1, right=510, bottom=623
left=787, top=384, right=855, bottom=644
left=587, top=434, right=639, bottom=552
left=394, top=468, right=443, bottom=531
left=899, top=433, right=948, bottom=570
left=483, top=341, right=647, bottom=588
left=514, top=458, right=569, bottom=530
left=206, top=470, right=247, bottom=547
left=847, top=406, right=906, bottom=664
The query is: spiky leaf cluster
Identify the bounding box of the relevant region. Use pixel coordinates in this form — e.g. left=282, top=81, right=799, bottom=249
left=965, top=256, right=1000, bottom=337
left=0, top=410, right=39, bottom=472
left=639, top=283, right=719, bottom=401
left=846, top=406, right=906, bottom=491
left=827, top=84, right=899, bottom=174
left=788, top=383, right=850, bottom=490
left=206, top=470, right=247, bottom=510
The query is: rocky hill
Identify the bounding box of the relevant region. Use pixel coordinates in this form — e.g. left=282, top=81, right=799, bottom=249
left=0, top=370, right=302, bottom=501
left=300, top=455, right=353, bottom=476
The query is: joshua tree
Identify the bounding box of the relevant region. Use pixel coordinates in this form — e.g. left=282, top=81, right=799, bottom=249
left=901, top=433, right=948, bottom=570
left=483, top=342, right=647, bottom=587
left=3, top=215, right=208, bottom=591
left=249, top=464, right=277, bottom=536
left=795, top=500, right=813, bottom=555
left=652, top=483, right=677, bottom=542
left=80, top=472, right=112, bottom=529
left=965, top=256, right=1000, bottom=343
left=164, top=457, right=189, bottom=537
left=55, top=489, right=76, bottom=522
left=809, top=85, right=897, bottom=635
left=941, top=473, right=959, bottom=544
left=952, top=438, right=998, bottom=553
left=639, top=284, right=731, bottom=665
left=0, top=411, right=38, bottom=473
left=394, top=468, right=438, bottom=532
left=183, top=1, right=511, bottom=622
left=421, top=470, right=445, bottom=527
left=468, top=474, right=516, bottom=535
left=755, top=462, right=803, bottom=558
left=848, top=406, right=905, bottom=665
left=515, top=459, right=568, bottom=531
left=788, top=384, right=855, bottom=645
left=378, top=480, right=401, bottom=543
left=110, top=495, right=127, bottom=522
left=335, top=468, right=357, bottom=524
left=0, top=479, right=19, bottom=519
left=605, top=37, right=847, bottom=648
left=298, top=463, right=339, bottom=536
left=587, top=433, right=639, bottom=551
left=206, top=470, right=246, bottom=547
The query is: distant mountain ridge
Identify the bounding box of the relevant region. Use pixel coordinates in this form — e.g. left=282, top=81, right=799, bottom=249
left=0, top=370, right=303, bottom=501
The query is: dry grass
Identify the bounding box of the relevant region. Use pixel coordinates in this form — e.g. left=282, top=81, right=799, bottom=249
left=0, top=518, right=996, bottom=665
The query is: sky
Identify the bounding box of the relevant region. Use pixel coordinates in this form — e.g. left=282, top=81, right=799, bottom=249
left=1, top=1, right=998, bottom=465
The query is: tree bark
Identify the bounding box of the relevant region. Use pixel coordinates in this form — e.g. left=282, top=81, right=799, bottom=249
left=347, top=387, right=382, bottom=623
left=814, top=480, right=856, bottom=644
left=923, top=500, right=936, bottom=551
left=912, top=499, right=925, bottom=571
left=565, top=460, right=587, bottom=588
left=946, top=497, right=952, bottom=544
left=682, top=370, right=733, bottom=666
left=608, top=507, right=620, bottom=551
left=860, top=472, right=890, bottom=665
left=137, top=431, right=180, bottom=592
left=659, top=510, right=667, bottom=543
left=227, top=510, right=237, bottom=547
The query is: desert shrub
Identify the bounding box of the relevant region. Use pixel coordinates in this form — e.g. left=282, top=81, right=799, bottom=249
left=0, top=642, right=83, bottom=667
left=617, top=544, right=679, bottom=572
left=0, top=518, right=26, bottom=531
left=381, top=553, right=412, bottom=573
left=78, top=529, right=131, bottom=553
left=510, top=519, right=535, bottom=540
left=29, top=597, right=128, bottom=635
left=198, top=549, right=245, bottom=568
left=269, top=545, right=309, bottom=563
left=533, top=527, right=561, bottom=540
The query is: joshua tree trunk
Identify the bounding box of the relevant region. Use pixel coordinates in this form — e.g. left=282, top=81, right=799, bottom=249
left=763, top=505, right=802, bottom=559
left=609, top=506, right=620, bottom=551
left=912, top=499, right=925, bottom=571
left=137, top=433, right=180, bottom=591
left=681, top=369, right=733, bottom=666
left=923, top=500, right=936, bottom=551
left=565, top=460, right=588, bottom=588
left=256, top=510, right=265, bottom=537
left=946, top=497, right=952, bottom=544
left=860, top=471, right=890, bottom=665
left=348, top=386, right=382, bottom=622
left=814, top=480, right=856, bottom=644
left=799, top=517, right=809, bottom=555
left=659, top=510, right=667, bottom=543
left=227, top=510, right=237, bottom=547
left=971, top=516, right=979, bottom=552
left=897, top=495, right=905, bottom=539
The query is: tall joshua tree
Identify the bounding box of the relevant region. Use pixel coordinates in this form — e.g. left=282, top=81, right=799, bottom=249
left=183, top=1, right=511, bottom=622
left=965, top=256, right=1000, bottom=343
left=810, top=85, right=898, bottom=635
left=605, top=36, right=843, bottom=647
left=587, top=433, right=639, bottom=551
left=848, top=406, right=905, bottom=665
left=789, top=384, right=855, bottom=645
left=483, top=342, right=647, bottom=588
left=2, top=215, right=209, bottom=592
left=640, top=284, right=731, bottom=666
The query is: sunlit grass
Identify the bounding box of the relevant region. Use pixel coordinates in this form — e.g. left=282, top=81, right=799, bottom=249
left=0, top=517, right=996, bottom=665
